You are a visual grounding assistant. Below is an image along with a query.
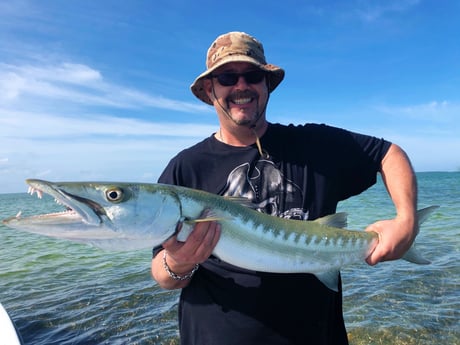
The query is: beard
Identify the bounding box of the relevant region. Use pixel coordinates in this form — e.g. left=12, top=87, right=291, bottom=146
left=224, top=90, right=264, bottom=127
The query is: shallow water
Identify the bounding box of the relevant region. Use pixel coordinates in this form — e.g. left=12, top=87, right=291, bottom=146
left=0, top=172, right=458, bottom=344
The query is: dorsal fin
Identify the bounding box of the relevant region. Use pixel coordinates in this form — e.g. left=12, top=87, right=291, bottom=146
left=313, top=212, right=348, bottom=228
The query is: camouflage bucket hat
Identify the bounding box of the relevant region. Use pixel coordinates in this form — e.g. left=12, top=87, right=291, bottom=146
left=190, top=31, right=285, bottom=105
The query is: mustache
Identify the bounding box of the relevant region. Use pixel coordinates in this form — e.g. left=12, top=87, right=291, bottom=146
left=227, top=90, right=259, bottom=101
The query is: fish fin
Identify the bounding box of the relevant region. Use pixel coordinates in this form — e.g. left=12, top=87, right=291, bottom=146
left=184, top=217, right=225, bottom=223
left=400, top=206, right=439, bottom=265
left=184, top=216, right=226, bottom=225
left=314, top=213, right=348, bottom=229
left=314, top=270, right=340, bottom=292
left=416, top=205, right=439, bottom=225
left=177, top=213, right=229, bottom=242
left=183, top=209, right=230, bottom=224
left=402, top=245, right=430, bottom=264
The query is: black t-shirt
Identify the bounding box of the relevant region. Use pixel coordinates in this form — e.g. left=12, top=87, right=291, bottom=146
left=154, top=123, right=391, bottom=345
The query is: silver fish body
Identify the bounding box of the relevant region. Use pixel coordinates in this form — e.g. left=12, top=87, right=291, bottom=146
left=3, top=179, right=436, bottom=291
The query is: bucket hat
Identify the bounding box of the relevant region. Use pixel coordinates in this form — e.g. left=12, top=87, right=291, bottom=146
left=190, top=32, right=285, bottom=105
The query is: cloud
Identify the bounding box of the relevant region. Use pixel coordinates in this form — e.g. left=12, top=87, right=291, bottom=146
left=276, top=98, right=460, bottom=173
left=0, top=109, right=216, bottom=139
left=363, top=100, right=460, bottom=172
left=0, top=110, right=217, bottom=193
left=373, top=101, right=460, bottom=134
left=376, top=100, right=456, bottom=118
left=0, top=59, right=216, bottom=193
left=299, top=0, right=421, bottom=23
left=0, top=62, right=210, bottom=113
left=354, top=0, right=421, bottom=22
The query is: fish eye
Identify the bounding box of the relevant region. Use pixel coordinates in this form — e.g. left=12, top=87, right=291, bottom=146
left=105, top=188, right=124, bottom=203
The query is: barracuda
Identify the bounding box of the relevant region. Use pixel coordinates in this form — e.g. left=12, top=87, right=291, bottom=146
left=3, top=179, right=437, bottom=291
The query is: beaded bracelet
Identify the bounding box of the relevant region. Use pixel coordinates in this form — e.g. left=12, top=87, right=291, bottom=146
left=162, top=251, right=199, bottom=281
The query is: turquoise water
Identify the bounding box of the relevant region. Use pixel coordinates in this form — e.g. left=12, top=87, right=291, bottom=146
left=0, top=172, right=458, bottom=344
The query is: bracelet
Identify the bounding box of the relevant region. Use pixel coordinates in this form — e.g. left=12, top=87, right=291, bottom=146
left=162, top=251, right=199, bottom=281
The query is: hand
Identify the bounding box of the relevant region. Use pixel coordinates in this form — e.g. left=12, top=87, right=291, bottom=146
left=365, top=217, right=417, bottom=266
left=162, top=219, right=221, bottom=273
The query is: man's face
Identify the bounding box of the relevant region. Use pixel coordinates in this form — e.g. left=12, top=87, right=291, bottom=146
left=204, top=62, right=269, bottom=127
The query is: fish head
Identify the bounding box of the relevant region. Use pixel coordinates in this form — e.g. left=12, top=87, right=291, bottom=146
left=3, top=179, right=183, bottom=251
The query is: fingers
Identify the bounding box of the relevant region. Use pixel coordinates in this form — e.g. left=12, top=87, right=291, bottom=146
left=364, top=223, right=383, bottom=266
left=365, top=242, right=382, bottom=266
left=364, top=218, right=416, bottom=266
left=183, top=220, right=221, bottom=262
left=163, top=220, right=221, bottom=266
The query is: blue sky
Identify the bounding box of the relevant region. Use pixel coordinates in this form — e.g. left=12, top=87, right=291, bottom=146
left=1, top=0, right=459, bottom=193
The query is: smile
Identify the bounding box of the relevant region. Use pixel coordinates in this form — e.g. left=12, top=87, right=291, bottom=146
left=231, top=97, right=253, bottom=105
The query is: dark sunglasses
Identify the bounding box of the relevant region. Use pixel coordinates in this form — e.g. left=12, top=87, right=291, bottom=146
left=210, top=70, right=266, bottom=86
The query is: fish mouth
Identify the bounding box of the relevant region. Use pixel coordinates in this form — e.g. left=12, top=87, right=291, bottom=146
left=23, top=179, right=104, bottom=226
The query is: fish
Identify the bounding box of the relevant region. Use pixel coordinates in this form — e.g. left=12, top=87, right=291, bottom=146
left=2, top=179, right=438, bottom=291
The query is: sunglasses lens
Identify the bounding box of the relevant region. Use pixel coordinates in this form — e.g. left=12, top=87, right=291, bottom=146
left=216, top=73, right=239, bottom=86
left=244, top=70, right=265, bottom=84
left=214, top=71, right=266, bottom=86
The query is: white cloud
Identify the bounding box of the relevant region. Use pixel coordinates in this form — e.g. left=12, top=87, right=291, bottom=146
left=386, top=134, right=460, bottom=172
left=375, top=100, right=458, bottom=123
left=360, top=101, right=460, bottom=172
left=0, top=62, right=211, bottom=113
left=0, top=109, right=216, bottom=139
left=0, top=57, right=458, bottom=194
left=276, top=98, right=460, bottom=174
left=0, top=111, right=217, bottom=193
left=0, top=60, right=216, bottom=193
left=354, top=0, right=420, bottom=22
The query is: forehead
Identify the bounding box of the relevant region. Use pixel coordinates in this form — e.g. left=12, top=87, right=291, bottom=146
left=213, top=62, right=259, bottom=74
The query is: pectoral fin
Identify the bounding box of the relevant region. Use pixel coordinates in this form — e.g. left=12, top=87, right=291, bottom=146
left=184, top=217, right=225, bottom=224
left=175, top=212, right=229, bottom=242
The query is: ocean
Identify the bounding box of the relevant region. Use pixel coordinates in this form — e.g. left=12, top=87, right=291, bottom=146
left=0, top=172, right=458, bottom=345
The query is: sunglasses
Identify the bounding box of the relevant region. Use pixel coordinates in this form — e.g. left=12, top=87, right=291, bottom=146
left=210, top=70, right=266, bottom=86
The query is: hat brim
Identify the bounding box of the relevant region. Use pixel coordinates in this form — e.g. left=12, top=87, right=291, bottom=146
left=190, top=56, right=285, bottom=105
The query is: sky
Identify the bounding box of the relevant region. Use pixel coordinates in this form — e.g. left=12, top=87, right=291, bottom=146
left=1, top=0, right=459, bottom=193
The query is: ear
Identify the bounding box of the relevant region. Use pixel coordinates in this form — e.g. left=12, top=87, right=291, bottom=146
left=203, top=79, right=215, bottom=102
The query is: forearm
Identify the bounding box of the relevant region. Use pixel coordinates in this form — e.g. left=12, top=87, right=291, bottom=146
left=380, top=143, right=418, bottom=225
left=366, top=143, right=418, bottom=265
left=151, top=249, right=195, bottom=290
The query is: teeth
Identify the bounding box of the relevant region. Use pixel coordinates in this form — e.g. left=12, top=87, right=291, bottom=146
left=27, top=187, right=43, bottom=199
left=233, top=97, right=252, bottom=105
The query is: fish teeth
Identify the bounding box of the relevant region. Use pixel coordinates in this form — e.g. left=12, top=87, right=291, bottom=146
left=27, top=187, right=43, bottom=199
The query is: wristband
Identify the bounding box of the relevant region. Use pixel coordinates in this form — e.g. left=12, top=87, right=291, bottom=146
left=162, top=251, right=199, bottom=281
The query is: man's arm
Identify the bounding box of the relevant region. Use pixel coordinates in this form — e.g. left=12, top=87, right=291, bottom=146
left=366, top=143, right=418, bottom=265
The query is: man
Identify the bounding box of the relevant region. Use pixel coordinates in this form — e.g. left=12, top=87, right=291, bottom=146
left=151, top=31, right=418, bottom=344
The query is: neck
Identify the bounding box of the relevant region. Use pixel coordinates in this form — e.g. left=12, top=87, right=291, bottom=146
left=216, top=121, right=269, bottom=147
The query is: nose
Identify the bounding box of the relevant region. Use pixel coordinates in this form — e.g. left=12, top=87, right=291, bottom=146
left=234, top=75, right=249, bottom=88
